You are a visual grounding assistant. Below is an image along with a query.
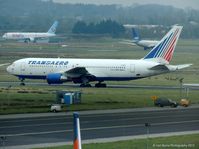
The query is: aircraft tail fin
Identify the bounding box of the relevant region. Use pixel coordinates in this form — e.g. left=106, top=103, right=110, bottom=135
left=143, top=25, right=183, bottom=64
left=73, top=112, right=82, bottom=149
left=0, top=63, right=10, bottom=67
left=47, top=21, right=58, bottom=34
left=132, top=28, right=140, bottom=41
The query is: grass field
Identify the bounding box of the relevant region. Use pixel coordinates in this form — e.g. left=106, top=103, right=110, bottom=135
left=0, top=85, right=198, bottom=114
left=0, top=37, right=199, bottom=114
left=35, top=133, right=199, bottom=149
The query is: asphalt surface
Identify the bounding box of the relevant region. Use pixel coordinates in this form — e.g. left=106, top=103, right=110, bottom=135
left=1, top=81, right=199, bottom=90
left=0, top=106, right=199, bottom=148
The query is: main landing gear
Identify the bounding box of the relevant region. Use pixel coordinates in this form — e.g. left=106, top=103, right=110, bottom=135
left=19, top=78, right=25, bottom=86
left=79, top=83, right=107, bottom=88
left=80, top=82, right=106, bottom=88
left=79, top=78, right=107, bottom=88
left=95, top=82, right=107, bottom=88
left=80, top=83, right=92, bottom=87
left=79, top=77, right=92, bottom=87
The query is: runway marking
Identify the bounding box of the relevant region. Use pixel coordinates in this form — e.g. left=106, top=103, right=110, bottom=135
left=0, top=113, right=198, bottom=129
left=2, top=120, right=199, bottom=137
left=1, top=108, right=197, bottom=123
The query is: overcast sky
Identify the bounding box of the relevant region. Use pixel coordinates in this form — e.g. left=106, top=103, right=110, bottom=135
left=53, top=0, right=199, bottom=10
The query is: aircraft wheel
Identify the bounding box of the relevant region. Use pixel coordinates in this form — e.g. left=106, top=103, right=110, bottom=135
left=80, top=84, right=92, bottom=87
left=25, top=39, right=30, bottom=43
left=95, top=83, right=107, bottom=88
left=20, top=82, right=25, bottom=86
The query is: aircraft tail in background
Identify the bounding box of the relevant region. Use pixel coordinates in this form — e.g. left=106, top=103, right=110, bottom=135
left=132, top=28, right=140, bottom=41
left=73, top=112, right=82, bottom=149
left=47, top=21, right=58, bottom=34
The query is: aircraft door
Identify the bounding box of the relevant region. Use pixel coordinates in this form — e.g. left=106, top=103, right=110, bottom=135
left=20, top=62, right=26, bottom=73
left=130, top=64, right=135, bottom=73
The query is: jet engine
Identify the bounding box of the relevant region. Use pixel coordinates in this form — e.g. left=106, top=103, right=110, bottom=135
left=46, top=73, right=67, bottom=84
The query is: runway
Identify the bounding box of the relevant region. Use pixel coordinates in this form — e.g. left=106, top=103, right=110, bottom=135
left=0, top=106, right=199, bottom=148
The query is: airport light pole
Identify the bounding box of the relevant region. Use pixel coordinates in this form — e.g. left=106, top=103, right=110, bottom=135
left=145, top=123, right=151, bottom=149
left=179, top=78, right=184, bottom=99
left=6, top=85, right=11, bottom=107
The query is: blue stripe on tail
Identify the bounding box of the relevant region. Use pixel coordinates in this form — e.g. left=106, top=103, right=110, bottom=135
left=144, top=36, right=170, bottom=59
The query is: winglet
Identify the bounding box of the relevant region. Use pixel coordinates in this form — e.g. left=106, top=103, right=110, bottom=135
left=73, top=112, right=82, bottom=149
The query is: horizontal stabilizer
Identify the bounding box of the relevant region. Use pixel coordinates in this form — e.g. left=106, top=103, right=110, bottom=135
left=176, top=64, right=192, bottom=70
left=149, top=64, right=169, bottom=71
left=149, top=63, right=192, bottom=71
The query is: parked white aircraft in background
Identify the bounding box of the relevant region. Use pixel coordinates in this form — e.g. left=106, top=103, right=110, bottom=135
left=6, top=26, right=191, bottom=87
left=122, top=28, right=159, bottom=50
left=132, top=28, right=159, bottom=50
left=2, top=21, right=58, bottom=43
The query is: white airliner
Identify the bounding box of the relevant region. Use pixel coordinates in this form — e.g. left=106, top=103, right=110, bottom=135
left=2, top=21, right=58, bottom=43
left=6, top=26, right=191, bottom=87
left=123, top=28, right=159, bottom=50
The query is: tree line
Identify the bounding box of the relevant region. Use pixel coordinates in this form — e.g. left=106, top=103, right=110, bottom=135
left=72, top=20, right=125, bottom=37
left=0, top=0, right=199, bottom=38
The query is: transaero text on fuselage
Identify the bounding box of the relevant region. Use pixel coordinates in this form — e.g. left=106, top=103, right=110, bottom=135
left=28, top=60, right=69, bottom=65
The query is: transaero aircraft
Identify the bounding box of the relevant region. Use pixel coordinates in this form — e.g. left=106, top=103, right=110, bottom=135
left=6, top=26, right=191, bottom=87
left=2, top=21, right=58, bottom=43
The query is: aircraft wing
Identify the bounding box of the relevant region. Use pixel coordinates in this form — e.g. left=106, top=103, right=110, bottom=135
left=65, top=67, right=95, bottom=78
left=119, top=40, right=136, bottom=46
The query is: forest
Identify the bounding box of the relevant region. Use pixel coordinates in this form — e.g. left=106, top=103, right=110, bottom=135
left=0, top=0, right=199, bottom=38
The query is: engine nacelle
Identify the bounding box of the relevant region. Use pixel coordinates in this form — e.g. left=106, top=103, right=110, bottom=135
left=46, top=73, right=65, bottom=84
left=29, top=37, right=35, bottom=42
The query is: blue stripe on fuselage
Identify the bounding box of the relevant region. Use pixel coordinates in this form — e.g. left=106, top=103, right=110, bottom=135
left=16, top=75, right=143, bottom=81
left=16, top=75, right=46, bottom=80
